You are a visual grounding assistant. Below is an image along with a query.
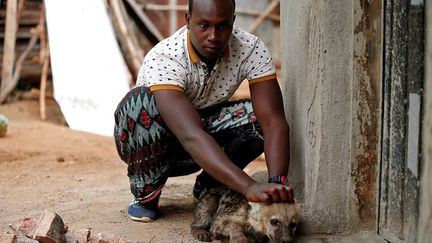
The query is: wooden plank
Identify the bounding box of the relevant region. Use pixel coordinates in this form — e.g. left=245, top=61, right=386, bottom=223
left=0, top=4, right=42, bottom=103
left=13, top=64, right=45, bottom=81
left=1, top=0, right=17, bottom=94
left=40, top=51, right=48, bottom=120
left=0, top=9, right=41, bottom=25
left=0, top=50, right=41, bottom=65
left=39, top=2, right=47, bottom=120
left=17, top=0, right=25, bottom=20
left=169, top=0, right=177, bottom=34
left=123, top=0, right=164, bottom=44
left=109, top=0, right=144, bottom=78
left=247, top=0, right=279, bottom=34
left=0, top=28, right=36, bottom=39
left=0, top=31, right=38, bottom=103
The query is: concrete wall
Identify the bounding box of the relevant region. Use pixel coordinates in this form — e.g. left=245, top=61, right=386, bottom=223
left=418, top=0, right=432, bottom=241
left=281, top=0, right=382, bottom=233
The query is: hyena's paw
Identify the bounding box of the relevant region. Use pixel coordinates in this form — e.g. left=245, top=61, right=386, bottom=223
left=229, top=234, right=248, bottom=243
left=191, top=227, right=212, bottom=242
left=210, top=224, right=225, bottom=240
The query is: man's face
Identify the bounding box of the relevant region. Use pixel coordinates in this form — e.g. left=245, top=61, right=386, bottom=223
left=186, top=0, right=235, bottom=61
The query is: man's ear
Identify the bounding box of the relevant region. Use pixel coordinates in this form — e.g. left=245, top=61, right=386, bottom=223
left=185, top=11, right=191, bottom=29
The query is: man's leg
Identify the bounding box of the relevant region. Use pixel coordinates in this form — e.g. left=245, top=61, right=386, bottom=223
left=114, top=86, right=176, bottom=221
left=193, top=99, right=264, bottom=199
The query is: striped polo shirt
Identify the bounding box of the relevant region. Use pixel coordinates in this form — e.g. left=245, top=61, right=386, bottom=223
left=136, top=25, right=276, bottom=109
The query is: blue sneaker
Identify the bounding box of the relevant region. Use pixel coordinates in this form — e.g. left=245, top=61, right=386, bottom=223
left=127, top=198, right=159, bottom=222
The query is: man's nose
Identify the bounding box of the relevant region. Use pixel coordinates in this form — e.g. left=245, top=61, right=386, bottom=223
left=208, top=27, right=219, bottom=42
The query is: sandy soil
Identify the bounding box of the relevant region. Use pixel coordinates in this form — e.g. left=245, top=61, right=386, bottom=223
left=0, top=97, right=387, bottom=243
left=0, top=98, right=266, bottom=243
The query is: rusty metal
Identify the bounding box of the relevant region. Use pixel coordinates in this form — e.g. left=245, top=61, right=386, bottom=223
left=352, top=0, right=382, bottom=227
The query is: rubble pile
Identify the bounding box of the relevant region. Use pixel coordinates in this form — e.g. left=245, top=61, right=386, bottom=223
left=0, top=210, right=125, bottom=243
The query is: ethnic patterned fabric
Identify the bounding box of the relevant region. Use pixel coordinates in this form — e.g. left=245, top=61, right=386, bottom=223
left=114, top=86, right=263, bottom=203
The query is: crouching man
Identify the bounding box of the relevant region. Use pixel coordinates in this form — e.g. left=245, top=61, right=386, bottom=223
left=114, top=0, right=294, bottom=222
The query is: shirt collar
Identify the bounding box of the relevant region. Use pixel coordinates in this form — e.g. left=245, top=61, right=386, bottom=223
left=187, top=31, right=230, bottom=64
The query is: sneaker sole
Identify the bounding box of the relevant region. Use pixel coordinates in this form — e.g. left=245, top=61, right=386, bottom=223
left=128, top=215, right=157, bottom=222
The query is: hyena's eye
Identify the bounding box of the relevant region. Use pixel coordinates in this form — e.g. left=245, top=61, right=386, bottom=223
left=289, top=222, right=297, bottom=230
left=270, top=219, right=281, bottom=226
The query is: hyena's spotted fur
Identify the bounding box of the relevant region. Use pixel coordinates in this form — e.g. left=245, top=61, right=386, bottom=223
left=191, top=187, right=301, bottom=243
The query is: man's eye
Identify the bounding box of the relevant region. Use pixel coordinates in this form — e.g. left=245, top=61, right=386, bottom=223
left=219, top=23, right=232, bottom=30
left=200, top=24, right=209, bottom=29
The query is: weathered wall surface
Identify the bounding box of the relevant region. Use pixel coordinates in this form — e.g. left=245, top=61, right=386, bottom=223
left=281, top=0, right=381, bottom=233
left=351, top=0, right=382, bottom=229
left=418, top=0, right=432, bottom=241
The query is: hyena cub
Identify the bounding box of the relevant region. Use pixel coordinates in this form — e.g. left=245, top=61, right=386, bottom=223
left=191, top=187, right=301, bottom=243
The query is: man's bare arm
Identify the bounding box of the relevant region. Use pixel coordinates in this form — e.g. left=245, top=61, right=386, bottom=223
left=249, top=79, right=293, bottom=199
left=153, top=89, right=292, bottom=203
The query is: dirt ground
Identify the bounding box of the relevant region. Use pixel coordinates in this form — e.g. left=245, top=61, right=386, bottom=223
left=0, top=97, right=387, bottom=243
left=0, top=97, right=268, bottom=243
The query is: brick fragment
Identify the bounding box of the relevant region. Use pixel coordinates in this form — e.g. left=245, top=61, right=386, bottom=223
left=10, top=217, right=38, bottom=238
left=8, top=225, right=38, bottom=243
left=32, top=210, right=66, bottom=243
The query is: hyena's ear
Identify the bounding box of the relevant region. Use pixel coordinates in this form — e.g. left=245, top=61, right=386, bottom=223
left=248, top=202, right=262, bottom=220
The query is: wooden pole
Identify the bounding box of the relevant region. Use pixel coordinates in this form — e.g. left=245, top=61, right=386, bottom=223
left=247, top=0, right=279, bottom=34
left=123, top=0, right=165, bottom=42
left=1, top=0, right=18, bottom=95
left=39, top=2, right=48, bottom=120
left=17, top=0, right=26, bottom=20
left=169, top=0, right=177, bottom=35
left=110, top=0, right=144, bottom=78
left=40, top=51, right=49, bottom=121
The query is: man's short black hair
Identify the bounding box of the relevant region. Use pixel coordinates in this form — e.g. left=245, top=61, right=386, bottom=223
left=188, top=0, right=236, bottom=15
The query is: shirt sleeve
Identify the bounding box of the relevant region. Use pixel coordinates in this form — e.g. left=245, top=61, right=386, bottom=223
left=136, top=49, right=187, bottom=91
left=244, top=39, right=277, bottom=84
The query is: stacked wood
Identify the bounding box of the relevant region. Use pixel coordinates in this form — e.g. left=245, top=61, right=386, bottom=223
left=105, top=0, right=162, bottom=80
left=0, top=0, right=51, bottom=92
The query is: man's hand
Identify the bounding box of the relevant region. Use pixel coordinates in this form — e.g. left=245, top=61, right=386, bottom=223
left=244, top=182, right=294, bottom=205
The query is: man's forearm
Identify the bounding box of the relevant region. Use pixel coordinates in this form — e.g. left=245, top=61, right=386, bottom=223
left=181, top=129, right=255, bottom=194
left=262, top=119, right=290, bottom=178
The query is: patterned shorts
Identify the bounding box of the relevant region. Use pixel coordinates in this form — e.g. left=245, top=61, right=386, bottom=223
left=114, top=86, right=263, bottom=203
